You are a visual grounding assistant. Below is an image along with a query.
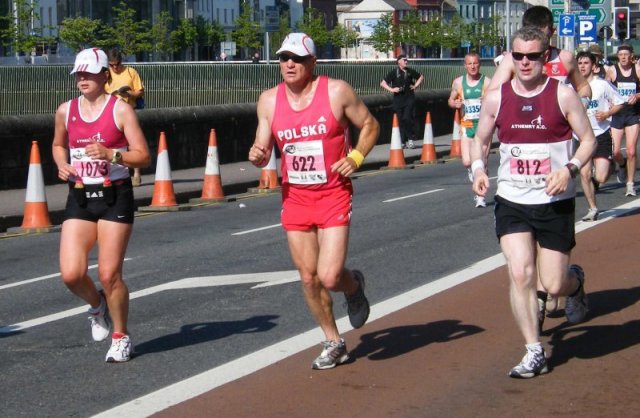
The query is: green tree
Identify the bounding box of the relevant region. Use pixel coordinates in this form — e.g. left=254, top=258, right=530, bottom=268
left=441, top=14, right=465, bottom=51
left=369, top=13, right=395, bottom=57
left=195, top=16, right=224, bottom=60
left=466, top=15, right=501, bottom=52
left=0, top=0, right=40, bottom=56
left=231, top=3, right=261, bottom=59
left=398, top=11, right=422, bottom=51
left=415, top=17, right=444, bottom=58
left=296, top=8, right=330, bottom=56
left=58, top=17, right=103, bottom=52
left=330, top=24, right=359, bottom=59
left=169, top=18, right=197, bottom=60
left=149, top=11, right=174, bottom=61
left=100, top=1, right=151, bottom=56
left=269, top=13, right=292, bottom=57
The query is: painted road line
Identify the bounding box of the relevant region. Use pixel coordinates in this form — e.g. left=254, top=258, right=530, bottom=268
left=383, top=189, right=444, bottom=203
left=0, top=270, right=299, bottom=334
left=0, top=258, right=132, bottom=292
left=232, top=223, right=282, bottom=236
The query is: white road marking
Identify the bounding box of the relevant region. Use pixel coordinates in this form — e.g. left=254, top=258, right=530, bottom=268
left=94, top=200, right=640, bottom=418
left=383, top=188, right=444, bottom=203
left=0, top=259, right=132, bottom=291
left=0, top=270, right=299, bottom=334
left=232, top=223, right=282, bottom=235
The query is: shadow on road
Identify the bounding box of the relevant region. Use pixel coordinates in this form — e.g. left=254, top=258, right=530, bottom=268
left=547, top=286, right=640, bottom=369
left=351, top=319, right=484, bottom=361
left=0, top=326, right=24, bottom=338
left=134, top=314, right=279, bottom=356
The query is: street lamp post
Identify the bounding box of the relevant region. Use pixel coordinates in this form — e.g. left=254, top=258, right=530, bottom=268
left=440, top=1, right=445, bottom=59
left=505, top=0, right=511, bottom=51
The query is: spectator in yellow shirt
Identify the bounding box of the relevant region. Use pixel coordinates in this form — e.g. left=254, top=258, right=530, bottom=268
left=105, top=48, right=145, bottom=186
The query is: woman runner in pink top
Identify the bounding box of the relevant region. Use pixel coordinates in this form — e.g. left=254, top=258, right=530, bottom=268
left=52, top=48, right=150, bottom=363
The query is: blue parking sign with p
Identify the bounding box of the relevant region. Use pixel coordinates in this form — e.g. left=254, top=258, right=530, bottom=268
left=578, top=14, right=598, bottom=43
left=559, top=14, right=576, bottom=36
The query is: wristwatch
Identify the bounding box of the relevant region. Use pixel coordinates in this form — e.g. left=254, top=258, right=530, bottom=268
left=111, top=150, right=122, bottom=165
left=565, top=162, right=579, bottom=178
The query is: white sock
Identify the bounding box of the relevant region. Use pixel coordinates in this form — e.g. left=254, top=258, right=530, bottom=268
left=526, top=342, right=543, bottom=353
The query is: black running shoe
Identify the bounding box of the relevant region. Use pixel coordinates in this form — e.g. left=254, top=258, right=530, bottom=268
left=345, top=270, right=370, bottom=329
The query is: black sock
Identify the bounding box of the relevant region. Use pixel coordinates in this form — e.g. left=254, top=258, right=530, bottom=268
left=537, top=291, right=548, bottom=302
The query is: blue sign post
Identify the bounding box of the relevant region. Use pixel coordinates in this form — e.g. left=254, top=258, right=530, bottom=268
left=559, top=14, right=576, bottom=36
left=578, top=14, right=598, bottom=43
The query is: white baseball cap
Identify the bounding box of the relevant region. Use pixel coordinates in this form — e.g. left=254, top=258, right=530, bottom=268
left=276, top=33, right=316, bottom=57
left=70, top=48, right=108, bottom=74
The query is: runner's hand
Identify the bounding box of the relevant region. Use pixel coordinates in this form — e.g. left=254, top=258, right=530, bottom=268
left=472, top=172, right=489, bottom=196
left=331, top=157, right=356, bottom=177
left=85, top=142, right=108, bottom=160
left=545, top=168, right=571, bottom=196
left=249, top=144, right=267, bottom=167
left=57, top=162, right=76, bottom=181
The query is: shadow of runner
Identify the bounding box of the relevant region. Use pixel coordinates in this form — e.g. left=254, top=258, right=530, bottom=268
left=547, top=320, right=640, bottom=369
left=134, top=314, right=279, bottom=356
left=546, top=286, right=640, bottom=369
left=546, top=286, right=640, bottom=332
left=350, top=319, right=484, bottom=361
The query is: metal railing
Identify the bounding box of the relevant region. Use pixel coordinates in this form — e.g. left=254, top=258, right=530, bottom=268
left=0, top=59, right=496, bottom=116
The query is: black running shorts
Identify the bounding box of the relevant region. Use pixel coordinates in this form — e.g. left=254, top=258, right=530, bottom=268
left=610, top=111, right=639, bottom=129
left=579, top=130, right=613, bottom=160
left=64, top=178, right=135, bottom=224
left=494, top=195, right=575, bottom=252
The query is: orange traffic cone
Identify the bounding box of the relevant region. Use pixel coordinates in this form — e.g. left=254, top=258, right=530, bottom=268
left=190, top=129, right=228, bottom=204
left=382, top=114, right=410, bottom=170
left=248, top=145, right=281, bottom=194
left=449, top=109, right=462, bottom=159
left=139, top=132, right=190, bottom=212
left=14, top=141, right=54, bottom=232
left=417, top=112, right=437, bottom=164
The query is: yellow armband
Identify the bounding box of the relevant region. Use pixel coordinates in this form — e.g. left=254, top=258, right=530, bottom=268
left=347, top=149, right=365, bottom=168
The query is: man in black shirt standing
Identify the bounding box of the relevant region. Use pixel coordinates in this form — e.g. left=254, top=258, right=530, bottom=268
left=380, top=55, right=424, bottom=148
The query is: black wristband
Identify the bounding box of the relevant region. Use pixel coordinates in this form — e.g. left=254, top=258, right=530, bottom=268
left=565, top=163, right=579, bottom=178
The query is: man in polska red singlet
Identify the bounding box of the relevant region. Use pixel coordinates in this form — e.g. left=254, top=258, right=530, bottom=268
left=248, top=33, right=380, bottom=370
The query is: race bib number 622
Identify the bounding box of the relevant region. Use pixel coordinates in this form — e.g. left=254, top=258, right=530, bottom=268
left=283, top=140, right=327, bottom=185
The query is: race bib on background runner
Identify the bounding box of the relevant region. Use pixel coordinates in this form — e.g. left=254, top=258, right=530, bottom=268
left=617, top=82, right=636, bottom=102
left=464, top=98, right=482, bottom=120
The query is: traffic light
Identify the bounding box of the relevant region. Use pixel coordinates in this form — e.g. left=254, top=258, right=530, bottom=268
left=615, top=7, right=630, bottom=40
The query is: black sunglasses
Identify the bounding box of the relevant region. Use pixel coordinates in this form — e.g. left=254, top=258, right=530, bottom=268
left=512, top=51, right=545, bottom=61
left=279, top=54, right=309, bottom=63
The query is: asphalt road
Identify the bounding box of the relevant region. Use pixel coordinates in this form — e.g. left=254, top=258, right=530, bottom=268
left=0, top=152, right=636, bottom=417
